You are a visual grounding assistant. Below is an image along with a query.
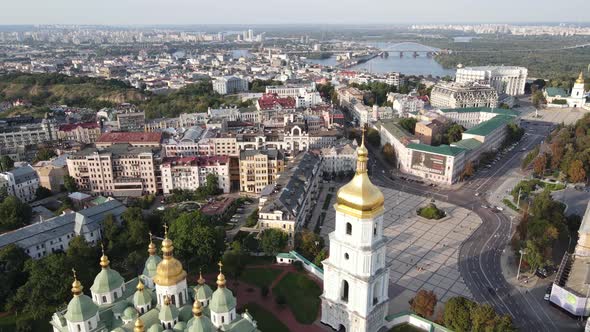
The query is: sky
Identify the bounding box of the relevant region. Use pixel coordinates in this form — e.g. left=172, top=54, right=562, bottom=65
left=2, top=0, right=590, bottom=25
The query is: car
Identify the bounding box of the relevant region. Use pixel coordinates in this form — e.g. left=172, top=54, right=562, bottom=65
left=156, top=206, right=165, bottom=211
left=475, top=192, right=480, bottom=197
left=496, top=206, right=504, bottom=211
left=536, top=268, right=548, bottom=278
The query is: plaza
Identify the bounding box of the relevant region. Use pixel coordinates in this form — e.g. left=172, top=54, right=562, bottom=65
left=321, top=186, right=482, bottom=311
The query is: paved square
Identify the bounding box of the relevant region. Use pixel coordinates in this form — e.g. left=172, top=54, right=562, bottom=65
left=321, top=186, right=482, bottom=310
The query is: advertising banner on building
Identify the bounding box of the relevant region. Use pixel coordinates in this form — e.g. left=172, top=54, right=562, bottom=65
left=411, top=151, right=447, bottom=176
left=550, top=284, right=588, bottom=316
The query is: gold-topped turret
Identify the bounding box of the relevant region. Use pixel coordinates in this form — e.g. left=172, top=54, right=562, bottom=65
left=198, top=269, right=205, bottom=285
left=136, top=279, right=145, bottom=292
left=99, top=243, right=110, bottom=269
left=576, top=71, right=585, bottom=84
left=148, top=232, right=157, bottom=256
left=133, top=317, right=145, bottom=332
left=216, top=261, right=226, bottom=288
left=153, top=224, right=187, bottom=287
left=192, top=298, right=203, bottom=317
left=71, top=268, right=83, bottom=296
left=164, top=295, right=171, bottom=306
left=335, top=126, right=384, bottom=218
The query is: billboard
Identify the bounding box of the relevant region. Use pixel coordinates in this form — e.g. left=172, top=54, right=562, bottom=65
left=550, top=284, right=588, bottom=316
left=411, top=151, right=447, bottom=176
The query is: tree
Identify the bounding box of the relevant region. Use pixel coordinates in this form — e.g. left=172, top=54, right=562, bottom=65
left=0, top=155, right=14, bottom=171
left=409, top=289, right=437, bottom=318
left=204, top=173, right=221, bottom=196
left=0, top=244, right=29, bottom=310
left=470, top=304, right=497, bottom=332
left=568, top=160, right=586, bottom=183
left=296, top=230, right=324, bottom=261
left=525, top=240, right=545, bottom=272
left=366, top=128, right=380, bottom=146
left=461, top=161, right=474, bottom=179
left=122, top=207, right=149, bottom=247
left=35, top=186, right=52, bottom=200
left=444, top=123, right=464, bottom=144
left=33, top=148, right=57, bottom=163
left=443, top=296, right=476, bottom=332
left=222, top=242, right=246, bottom=279
left=0, top=196, right=32, bottom=232
left=168, top=211, right=224, bottom=266
left=533, top=153, right=547, bottom=176
left=245, top=209, right=259, bottom=227
left=399, top=118, right=417, bottom=134
left=8, top=254, right=71, bottom=319
left=63, top=175, right=78, bottom=193
left=313, top=248, right=328, bottom=268
left=260, top=229, right=288, bottom=256
left=532, top=90, right=546, bottom=108
left=382, top=143, right=396, bottom=165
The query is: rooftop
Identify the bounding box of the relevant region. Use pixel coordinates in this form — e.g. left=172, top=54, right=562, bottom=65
left=96, top=132, right=162, bottom=144
left=406, top=143, right=466, bottom=157
left=439, top=107, right=519, bottom=117
left=464, top=115, right=514, bottom=137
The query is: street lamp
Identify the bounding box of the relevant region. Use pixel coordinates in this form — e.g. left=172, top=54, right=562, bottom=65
left=517, top=248, right=527, bottom=281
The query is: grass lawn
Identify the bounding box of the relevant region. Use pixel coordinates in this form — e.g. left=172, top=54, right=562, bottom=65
left=502, top=198, right=519, bottom=211
left=240, top=268, right=283, bottom=288
left=242, top=255, right=275, bottom=266
left=242, top=302, right=292, bottom=332
left=388, top=323, right=427, bottom=332
left=273, top=272, right=322, bottom=324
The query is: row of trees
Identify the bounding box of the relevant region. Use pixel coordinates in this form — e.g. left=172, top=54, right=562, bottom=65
left=530, top=114, right=590, bottom=183
left=409, top=291, right=515, bottom=332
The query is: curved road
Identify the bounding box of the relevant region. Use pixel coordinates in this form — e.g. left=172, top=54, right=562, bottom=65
left=366, top=120, right=571, bottom=331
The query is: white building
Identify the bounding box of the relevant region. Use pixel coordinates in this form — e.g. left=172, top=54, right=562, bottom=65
left=0, top=199, right=126, bottom=259
left=213, top=76, right=248, bottom=95
left=266, top=83, right=322, bottom=108
left=0, top=164, right=40, bottom=202
left=321, top=135, right=389, bottom=332
left=320, top=140, right=357, bottom=176
left=387, top=93, right=425, bottom=116
left=160, top=156, right=230, bottom=194
left=430, top=82, right=498, bottom=109
left=455, top=66, right=528, bottom=96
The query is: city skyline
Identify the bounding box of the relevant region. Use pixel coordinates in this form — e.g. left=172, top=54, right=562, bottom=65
left=2, top=0, right=590, bottom=25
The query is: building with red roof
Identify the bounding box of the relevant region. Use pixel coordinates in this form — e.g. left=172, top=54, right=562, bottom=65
left=96, top=132, right=162, bottom=148
left=256, top=93, right=296, bottom=111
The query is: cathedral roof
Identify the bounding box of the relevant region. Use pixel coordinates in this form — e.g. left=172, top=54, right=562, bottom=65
left=158, top=297, right=180, bottom=322
left=91, top=249, right=125, bottom=294
left=576, top=71, right=585, bottom=84
left=153, top=227, right=187, bottom=287
left=133, top=280, right=153, bottom=307
left=64, top=273, right=99, bottom=323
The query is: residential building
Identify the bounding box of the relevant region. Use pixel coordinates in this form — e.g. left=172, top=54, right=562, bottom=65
left=0, top=199, right=126, bottom=259
left=116, top=110, right=146, bottom=132
left=144, top=117, right=181, bottom=132
left=213, top=76, right=248, bottom=95
left=66, top=144, right=160, bottom=197
left=430, top=82, right=498, bottom=109
left=415, top=119, right=445, bottom=145
left=337, top=86, right=366, bottom=106
left=57, top=122, right=101, bottom=144
left=387, top=93, right=425, bottom=115
left=258, top=152, right=322, bottom=246
left=239, top=149, right=284, bottom=193
left=95, top=132, right=162, bottom=148
left=455, top=66, right=527, bottom=96
left=0, top=164, right=40, bottom=202
left=33, top=155, right=68, bottom=192
left=0, top=116, right=57, bottom=148
left=319, top=139, right=357, bottom=176
left=160, top=155, right=230, bottom=194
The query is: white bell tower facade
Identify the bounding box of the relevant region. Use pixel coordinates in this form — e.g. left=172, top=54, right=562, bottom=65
left=321, top=129, right=389, bottom=332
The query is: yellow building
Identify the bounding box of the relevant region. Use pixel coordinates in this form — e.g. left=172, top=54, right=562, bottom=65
left=239, top=149, right=284, bottom=193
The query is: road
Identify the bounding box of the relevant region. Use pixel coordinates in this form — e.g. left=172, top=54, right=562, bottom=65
left=364, top=119, right=581, bottom=331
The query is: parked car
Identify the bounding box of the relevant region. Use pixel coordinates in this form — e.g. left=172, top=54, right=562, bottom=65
left=536, top=268, right=549, bottom=279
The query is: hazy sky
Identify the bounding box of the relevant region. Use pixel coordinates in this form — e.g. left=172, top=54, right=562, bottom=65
left=2, top=0, right=590, bottom=25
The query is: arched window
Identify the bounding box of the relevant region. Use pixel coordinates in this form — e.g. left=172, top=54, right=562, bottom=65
left=77, top=324, right=81, bottom=332
left=179, top=292, right=183, bottom=306
left=373, top=280, right=381, bottom=305
left=222, top=316, right=225, bottom=323
left=374, top=225, right=377, bottom=236
left=341, top=280, right=349, bottom=302
left=344, top=253, right=349, bottom=260
left=346, top=223, right=352, bottom=235
left=171, top=295, right=176, bottom=305
left=140, top=307, right=144, bottom=314
left=102, top=296, right=107, bottom=303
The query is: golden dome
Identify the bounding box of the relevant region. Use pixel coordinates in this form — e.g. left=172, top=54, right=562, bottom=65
left=192, top=298, right=203, bottom=317
left=153, top=225, right=187, bottom=287
left=99, top=243, right=110, bottom=269
left=576, top=71, right=585, bottom=84
left=148, top=232, right=157, bottom=256
left=71, top=269, right=83, bottom=296
left=216, top=262, right=226, bottom=288
left=136, top=279, right=145, bottom=292
left=335, top=127, right=384, bottom=219
left=134, top=317, right=145, bottom=332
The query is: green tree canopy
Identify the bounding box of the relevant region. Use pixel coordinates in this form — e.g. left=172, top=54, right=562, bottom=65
left=399, top=118, right=417, bottom=134
left=0, top=244, right=29, bottom=310
left=168, top=211, right=225, bottom=267
left=0, top=155, right=14, bottom=172
left=0, top=196, right=32, bottom=232
left=63, top=175, right=78, bottom=193
left=260, top=229, right=288, bottom=256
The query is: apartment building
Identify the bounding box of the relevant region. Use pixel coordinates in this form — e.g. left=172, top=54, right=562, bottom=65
left=32, top=155, right=68, bottom=193
left=239, top=149, right=284, bottom=193
left=0, top=116, right=57, bottom=148
left=455, top=66, right=527, bottom=96
left=57, top=122, right=101, bottom=144
left=431, top=82, right=498, bottom=109
left=95, top=132, right=162, bottom=148
left=66, top=144, right=160, bottom=197
left=258, top=152, right=322, bottom=246
left=0, top=164, right=40, bottom=202
left=213, top=76, right=248, bottom=95
left=116, top=110, right=146, bottom=131
left=160, top=155, right=230, bottom=194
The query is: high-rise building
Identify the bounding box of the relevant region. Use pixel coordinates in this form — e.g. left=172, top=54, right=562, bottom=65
left=320, top=131, right=389, bottom=332
left=239, top=149, right=284, bottom=193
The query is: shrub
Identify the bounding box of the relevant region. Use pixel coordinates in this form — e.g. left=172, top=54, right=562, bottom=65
left=293, top=260, right=304, bottom=271
left=275, top=294, right=287, bottom=307
left=417, top=203, right=445, bottom=220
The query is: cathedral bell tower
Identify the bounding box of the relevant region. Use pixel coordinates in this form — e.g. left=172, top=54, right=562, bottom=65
left=321, top=128, right=389, bottom=332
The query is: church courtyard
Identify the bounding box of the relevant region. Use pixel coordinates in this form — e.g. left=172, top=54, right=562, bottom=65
left=320, top=186, right=482, bottom=311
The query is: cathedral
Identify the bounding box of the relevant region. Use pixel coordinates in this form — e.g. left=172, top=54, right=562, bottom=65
left=321, top=129, right=390, bottom=332
left=50, top=230, right=259, bottom=332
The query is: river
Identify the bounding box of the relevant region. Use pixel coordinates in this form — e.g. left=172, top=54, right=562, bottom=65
left=305, top=42, right=455, bottom=77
